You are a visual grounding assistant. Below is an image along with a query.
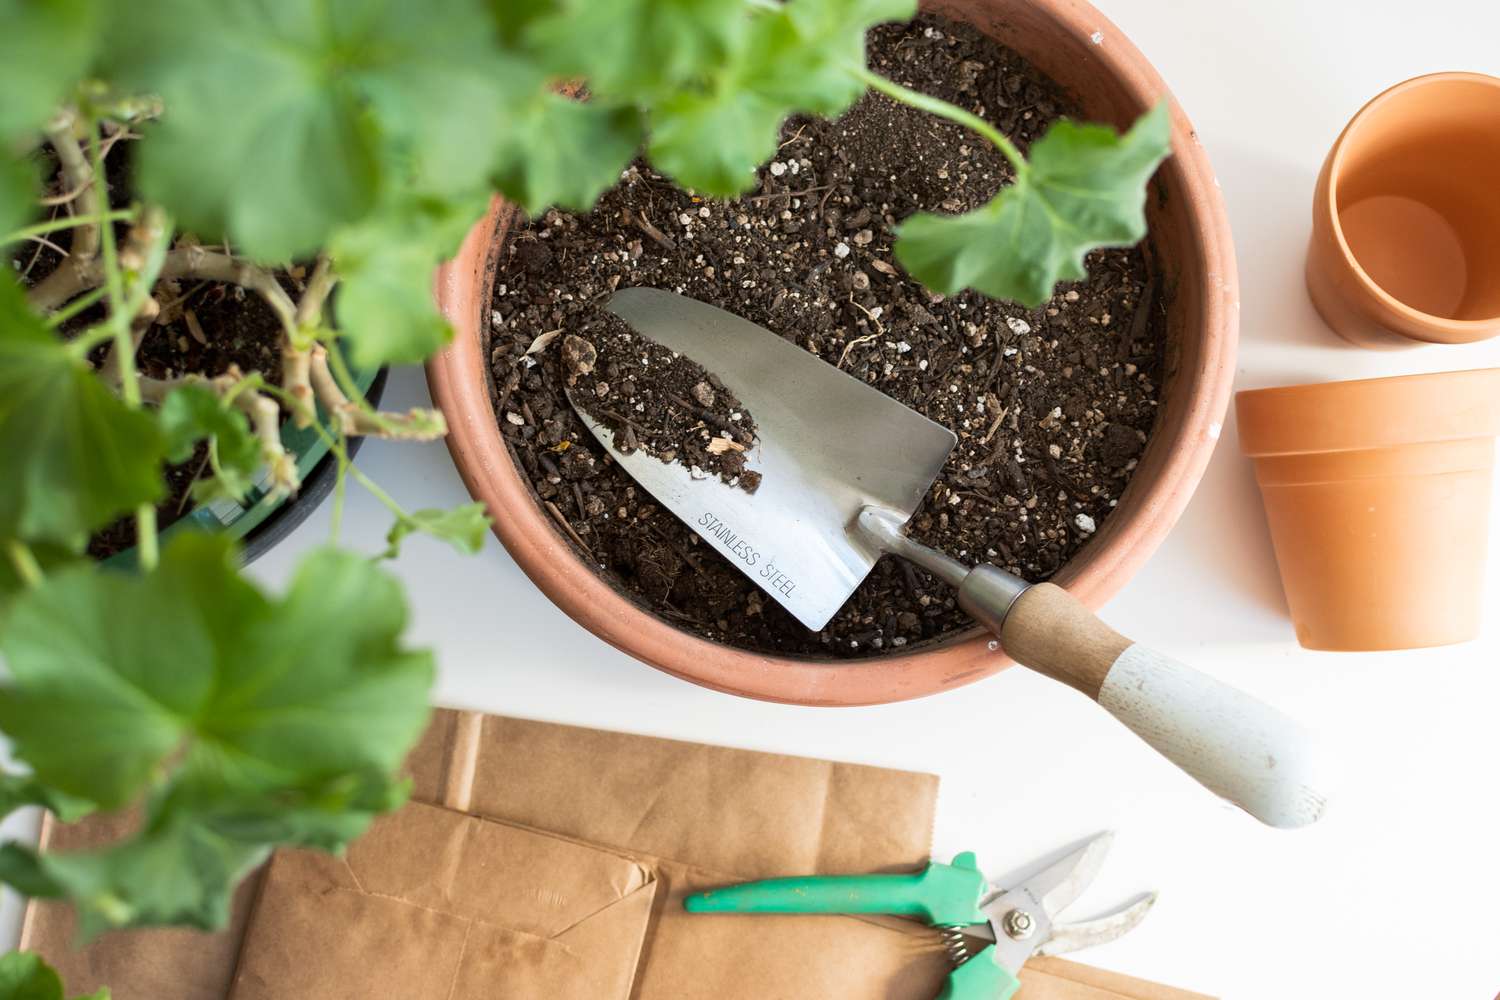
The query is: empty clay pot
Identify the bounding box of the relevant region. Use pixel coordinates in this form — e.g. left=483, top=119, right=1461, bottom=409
left=429, top=0, right=1240, bottom=706
left=1237, top=369, right=1500, bottom=651
left=1307, top=73, right=1500, bottom=347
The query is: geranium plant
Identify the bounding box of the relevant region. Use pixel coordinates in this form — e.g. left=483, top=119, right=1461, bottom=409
left=0, top=0, right=1168, bottom=989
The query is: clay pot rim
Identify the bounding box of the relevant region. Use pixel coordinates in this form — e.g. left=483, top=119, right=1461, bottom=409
left=1237, top=367, right=1500, bottom=457
left=427, top=0, right=1239, bottom=706
left=1323, top=71, right=1500, bottom=341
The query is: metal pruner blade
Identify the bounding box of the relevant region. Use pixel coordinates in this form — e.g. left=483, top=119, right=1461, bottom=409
left=970, top=832, right=1155, bottom=973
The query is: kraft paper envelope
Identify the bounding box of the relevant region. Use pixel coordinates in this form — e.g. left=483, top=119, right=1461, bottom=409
left=227, top=801, right=656, bottom=1000
left=23, top=709, right=1211, bottom=1000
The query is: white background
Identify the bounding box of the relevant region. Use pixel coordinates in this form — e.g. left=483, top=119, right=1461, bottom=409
left=5, top=1, right=1500, bottom=997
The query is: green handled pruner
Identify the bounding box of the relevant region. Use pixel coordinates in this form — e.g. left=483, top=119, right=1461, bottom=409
left=684, top=832, right=1154, bottom=1000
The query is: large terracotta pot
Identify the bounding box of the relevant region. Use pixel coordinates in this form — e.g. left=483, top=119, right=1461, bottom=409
left=428, top=0, right=1239, bottom=706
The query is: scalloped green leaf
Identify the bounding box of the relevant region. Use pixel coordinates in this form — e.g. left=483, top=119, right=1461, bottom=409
left=0, top=533, right=433, bottom=933
left=331, top=191, right=490, bottom=367
left=158, top=384, right=262, bottom=503
left=492, top=93, right=644, bottom=213
left=0, top=0, right=100, bottom=140
left=0, top=276, right=165, bottom=547
left=648, top=0, right=915, bottom=195
left=0, top=155, right=39, bottom=242
left=896, top=103, right=1172, bottom=307
left=104, top=0, right=508, bottom=262
left=524, top=0, right=744, bottom=102
left=0, top=951, right=109, bottom=1000
left=384, top=502, right=491, bottom=559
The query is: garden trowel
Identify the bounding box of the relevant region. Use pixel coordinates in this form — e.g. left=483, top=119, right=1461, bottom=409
left=574, top=287, right=1332, bottom=829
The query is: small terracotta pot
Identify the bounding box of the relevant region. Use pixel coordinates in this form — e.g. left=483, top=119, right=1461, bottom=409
left=1307, top=73, right=1500, bottom=347
left=1237, top=369, right=1500, bottom=651
left=428, top=0, right=1239, bottom=706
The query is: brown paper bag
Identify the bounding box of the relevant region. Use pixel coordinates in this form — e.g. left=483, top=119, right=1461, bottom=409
left=228, top=801, right=656, bottom=1000
left=22, top=709, right=1211, bottom=1000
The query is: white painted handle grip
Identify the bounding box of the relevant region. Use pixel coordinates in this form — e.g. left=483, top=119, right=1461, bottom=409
left=990, top=583, right=1332, bottom=829
left=1099, top=646, right=1332, bottom=829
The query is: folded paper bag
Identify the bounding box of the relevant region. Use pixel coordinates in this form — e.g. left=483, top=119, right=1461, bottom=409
left=227, top=800, right=656, bottom=1000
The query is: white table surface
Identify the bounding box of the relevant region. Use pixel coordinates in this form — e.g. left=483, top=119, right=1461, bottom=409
left=5, top=1, right=1499, bottom=997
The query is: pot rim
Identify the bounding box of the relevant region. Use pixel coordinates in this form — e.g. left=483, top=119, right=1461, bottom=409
left=427, top=0, right=1239, bottom=706
left=1236, top=367, right=1500, bottom=458
left=1322, top=71, right=1500, bottom=340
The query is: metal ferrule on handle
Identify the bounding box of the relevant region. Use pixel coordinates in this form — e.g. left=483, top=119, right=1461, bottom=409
left=855, top=509, right=1032, bottom=632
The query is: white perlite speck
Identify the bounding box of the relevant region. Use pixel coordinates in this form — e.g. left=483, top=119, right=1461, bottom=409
left=1074, top=513, right=1097, bottom=534
left=1006, top=316, right=1031, bottom=336
left=834, top=242, right=851, bottom=259
left=769, top=161, right=788, bottom=177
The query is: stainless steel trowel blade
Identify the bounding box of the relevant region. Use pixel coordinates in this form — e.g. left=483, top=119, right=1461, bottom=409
left=572, top=287, right=956, bottom=632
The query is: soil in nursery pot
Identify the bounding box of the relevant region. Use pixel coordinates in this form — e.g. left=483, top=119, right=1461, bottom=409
left=83, top=281, right=291, bottom=559
left=11, top=143, right=296, bottom=559
left=488, top=14, right=1167, bottom=658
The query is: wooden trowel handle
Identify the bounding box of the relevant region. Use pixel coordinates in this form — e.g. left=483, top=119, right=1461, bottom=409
left=981, top=582, right=1333, bottom=829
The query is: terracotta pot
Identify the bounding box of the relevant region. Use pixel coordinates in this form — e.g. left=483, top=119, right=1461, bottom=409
left=1237, top=369, right=1500, bottom=652
left=428, top=0, right=1239, bottom=706
left=1306, top=73, right=1500, bottom=348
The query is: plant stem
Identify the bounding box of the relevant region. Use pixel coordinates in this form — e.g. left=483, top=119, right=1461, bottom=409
left=48, top=287, right=107, bottom=329
left=1, top=209, right=133, bottom=245
left=329, top=432, right=349, bottom=542
left=294, top=254, right=338, bottom=330
left=850, top=65, right=1027, bottom=175
left=159, top=248, right=298, bottom=341
left=134, top=505, right=159, bottom=571
left=343, top=455, right=409, bottom=523
left=323, top=339, right=367, bottom=410
left=262, top=383, right=411, bottom=526
left=4, top=541, right=44, bottom=589
left=89, top=127, right=135, bottom=406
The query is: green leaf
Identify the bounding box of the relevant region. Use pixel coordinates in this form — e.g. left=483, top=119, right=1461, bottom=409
left=0, top=542, right=77, bottom=620
left=0, top=0, right=100, bottom=140
left=0, top=772, right=94, bottom=824
left=488, top=0, right=555, bottom=46
left=743, top=0, right=914, bottom=116
left=492, top=93, right=643, bottom=214
left=648, top=0, right=914, bottom=195
left=649, top=90, right=785, bottom=198
left=0, top=276, right=165, bottom=547
left=895, top=103, right=1172, bottom=307
left=157, top=384, right=261, bottom=503
left=0, top=950, right=108, bottom=1000
left=0, top=820, right=266, bottom=939
left=524, top=0, right=745, bottom=102
left=331, top=191, right=490, bottom=367
left=0, top=533, right=434, bottom=932
left=105, top=0, right=507, bottom=262
left=348, top=1, right=516, bottom=196
left=0, top=155, right=39, bottom=242
left=384, top=503, right=491, bottom=559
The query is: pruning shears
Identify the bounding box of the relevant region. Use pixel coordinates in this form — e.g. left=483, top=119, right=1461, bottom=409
left=684, top=832, right=1153, bottom=1000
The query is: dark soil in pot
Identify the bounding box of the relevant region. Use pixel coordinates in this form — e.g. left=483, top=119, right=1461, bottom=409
left=487, top=13, right=1166, bottom=659
left=85, top=280, right=293, bottom=558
